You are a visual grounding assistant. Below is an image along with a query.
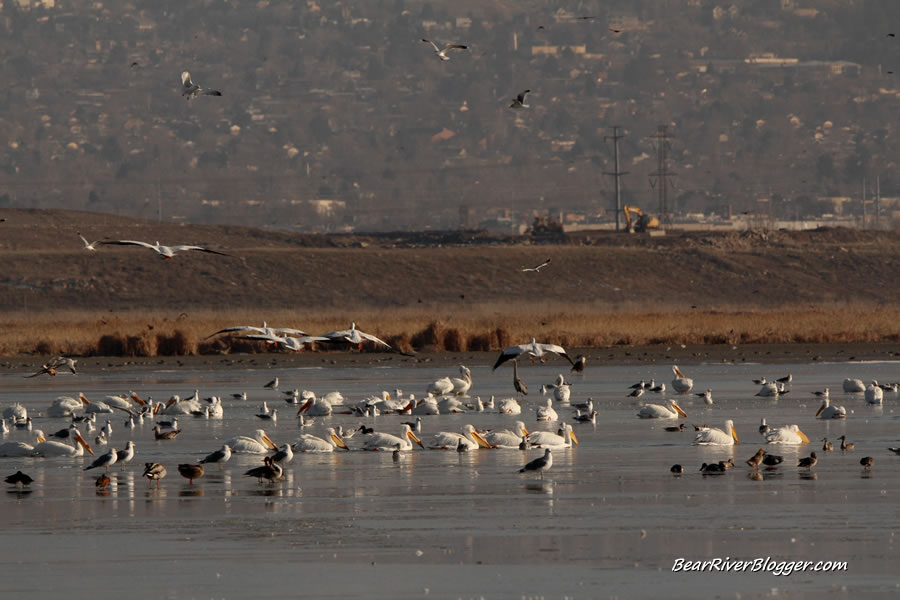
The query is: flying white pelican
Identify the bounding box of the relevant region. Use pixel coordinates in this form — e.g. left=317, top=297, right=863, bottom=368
left=482, top=422, right=530, bottom=448
left=671, top=366, right=694, bottom=394
left=509, top=89, right=531, bottom=109
left=100, top=239, right=229, bottom=259
left=493, top=338, right=572, bottom=370
left=815, top=398, right=846, bottom=419
left=764, top=424, right=810, bottom=445
left=536, top=398, right=559, bottom=422
left=206, top=322, right=308, bottom=340
left=636, top=399, right=688, bottom=420
left=521, top=257, right=549, bottom=272
left=520, top=448, right=552, bottom=479
left=497, top=397, right=522, bottom=415
left=527, top=423, right=578, bottom=448
left=292, top=428, right=349, bottom=453
left=322, top=322, right=392, bottom=350
left=421, top=38, right=468, bottom=61
left=181, top=71, right=222, bottom=99
left=361, top=424, right=423, bottom=451
left=244, top=333, right=328, bottom=351
left=424, top=424, right=492, bottom=450
left=843, top=378, right=866, bottom=393
left=865, top=381, right=884, bottom=405
left=693, top=420, right=740, bottom=446
left=79, top=232, right=100, bottom=251
left=226, top=429, right=278, bottom=454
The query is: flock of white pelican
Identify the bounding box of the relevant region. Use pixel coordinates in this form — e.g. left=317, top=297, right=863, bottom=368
left=2, top=346, right=898, bottom=490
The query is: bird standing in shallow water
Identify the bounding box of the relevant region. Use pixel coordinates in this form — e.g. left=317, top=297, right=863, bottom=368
left=177, top=464, right=204, bottom=484
left=142, top=462, right=166, bottom=487
left=519, top=448, right=552, bottom=479
left=5, top=470, right=33, bottom=487
left=746, top=448, right=766, bottom=469
left=798, top=452, right=818, bottom=468
left=860, top=456, right=874, bottom=470
left=95, top=474, right=111, bottom=491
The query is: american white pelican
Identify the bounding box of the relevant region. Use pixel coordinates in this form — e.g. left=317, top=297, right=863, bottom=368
left=693, top=420, right=739, bottom=446
left=755, top=382, right=781, bottom=397
left=543, top=374, right=571, bottom=403
left=297, top=395, right=333, bottom=417
left=84, top=448, right=118, bottom=472
left=2, top=403, right=27, bottom=421
left=843, top=378, right=866, bottom=393
left=365, top=391, right=409, bottom=414
left=47, top=396, right=84, bottom=418
left=815, top=398, right=846, bottom=419
left=536, top=398, right=559, bottom=422
left=181, top=71, right=222, bottom=99
left=427, top=377, right=454, bottom=397
left=178, top=464, right=204, bottom=484
left=100, top=239, right=229, bottom=259
left=493, top=338, right=572, bottom=370
left=244, top=457, right=283, bottom=483
left=205, top=396, right=224, bottom=419
left=200, top=444, right=232, bottom=467
left=421, top=39, right=468, bottom=61
left=207, top=324, right=307, bottom=340
left=412, top=397, right=440, bottom=415
left=764, top=424, right=810, bottom=445
left=292, top=428, right=349, bottom=453
left=424, top=424, right=491, bottom=450
left=671, top=366, right=694, bottom=394
left=527, top=423, right=578, bottom=448
left=437, top=397, right=467, bottom=414
left=509, top=89, right=531, bottom=109
left=497, top=397, right=522, bottom=415
left=226, top=429, right=278, bottom=454
left=161, top=393, right=202, bottom=415
left=322, top=322, right=392, bottom=350
left=361, top=424, right=423, bottom=451
left=0, top=430, right=45, bottom=457
left=142, top=462, right=166, bottom=487
left=521, top=257, right=549, bottom=272
left=243, top=333, right=327, bottom=351
left=482, top=421, right=529, bottom=449
left=636, top=399, right=688, bottom=420
left=520, top=448, right=552, bottom=479
left=451, top=366, right=472, bottom=396
left=865, top=381, right=884, bottom=405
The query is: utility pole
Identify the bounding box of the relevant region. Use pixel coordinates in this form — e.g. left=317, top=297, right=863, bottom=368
left=604, top=126, right=628, bottom=231
left=875, top=175, right=881, bottom=230
left=862, top=177, right=867, bottom=229
left=648, top=125, right=676, bottom=226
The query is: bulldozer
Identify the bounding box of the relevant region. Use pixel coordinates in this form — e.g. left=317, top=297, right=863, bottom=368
left=623, top=206, right=660, bottom=233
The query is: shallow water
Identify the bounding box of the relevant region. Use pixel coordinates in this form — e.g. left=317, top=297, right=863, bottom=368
left=2, top=359, right=899, bottom=599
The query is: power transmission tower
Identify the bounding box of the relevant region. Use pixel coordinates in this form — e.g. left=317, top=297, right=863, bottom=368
left=604, top=126, right=628, bottom=231
left=648, top=125, right=676, bottom=226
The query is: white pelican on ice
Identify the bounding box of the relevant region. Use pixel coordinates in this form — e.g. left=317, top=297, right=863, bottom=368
left=843, top=378, right=866, bottom=393
left=47, top=395, right=84, bottom=418
left=292, top=428, right=349, bottom=453
left=527, top=423, right=578, bottom=448
left=764, top=424, right=810, bottom=445
left=34, top=430, right=92, bottom=457
left=637, top=399, right=688, bottom=420
left=297, top=395, right=333, bottom=417
left=427, top=377, right=454, bottom=397
left=815, top=398, right=846, bottom=419
left=424, top=424, right=491, bottom=450
left=482, top=421, right=529, bottom=448
left=0, top=431, right=44, bottom=457
left=361, top=424, right=423, bottom=451
left=536, top=398, right=559, bottom=422
left=226, top=429, right=278, bottom=454
left=693, top=420, right=740, bottom=446
left=865, top=381, right=884, bottom=405
left=493, top=338, right=572, bottom=370
left=671, top=366, right=694, bottom=394
left=451, top=366, right=472, bottom=396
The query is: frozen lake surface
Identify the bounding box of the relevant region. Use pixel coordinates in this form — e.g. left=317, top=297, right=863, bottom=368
left=2, top=359, right=899, bottom=599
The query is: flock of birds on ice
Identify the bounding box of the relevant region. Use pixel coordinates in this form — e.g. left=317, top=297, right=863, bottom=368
left=3, top=331, right=899, bottom=491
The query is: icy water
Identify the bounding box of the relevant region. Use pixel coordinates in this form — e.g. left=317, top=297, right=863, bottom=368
left=2, top=360, right=899, bottom=599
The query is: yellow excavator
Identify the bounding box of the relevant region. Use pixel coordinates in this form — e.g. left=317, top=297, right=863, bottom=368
left=623, top=206, right=660, bottom=233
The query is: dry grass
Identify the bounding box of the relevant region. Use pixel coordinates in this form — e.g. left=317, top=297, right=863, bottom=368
left=1, top=303, right=898, bottom=357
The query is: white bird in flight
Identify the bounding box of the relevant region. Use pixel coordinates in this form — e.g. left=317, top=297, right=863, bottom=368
left=322, top=322, right=392, bottom=350
left=521, top=258, right=550, bottom=272
left=492, top=338, right=572, bottom=370
left=100, top=239, right=230, bottom=259
left=78, top=233, right=100, bottom=251
left=181, top=71, right=222, bottom=99
left=510, top=89, right=531, bottom=109
left=421, top=39, right=468, bottom=61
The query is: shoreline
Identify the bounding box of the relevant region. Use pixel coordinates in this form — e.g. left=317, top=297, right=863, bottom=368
left=3, top=342, right=897, bottom=372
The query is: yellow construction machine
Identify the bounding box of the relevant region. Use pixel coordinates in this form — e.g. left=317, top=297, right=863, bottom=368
left=623, top=206, right=660, bottom=233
